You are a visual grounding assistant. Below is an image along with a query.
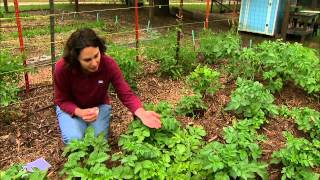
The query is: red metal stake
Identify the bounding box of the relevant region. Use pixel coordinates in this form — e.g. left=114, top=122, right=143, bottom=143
left=205, top=0, right=211, bottom=29
left=14, top=0, right=29, bottom=95
left=135, top=0, right=139, bottom=61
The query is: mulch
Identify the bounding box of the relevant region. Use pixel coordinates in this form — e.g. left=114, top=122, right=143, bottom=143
left=1, top=4, right=319, bottom=179
left=1, top=58, right=319, bottom=179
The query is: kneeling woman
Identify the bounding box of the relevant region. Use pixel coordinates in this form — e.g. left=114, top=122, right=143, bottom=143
left=54, top=28, right=161, bottom=144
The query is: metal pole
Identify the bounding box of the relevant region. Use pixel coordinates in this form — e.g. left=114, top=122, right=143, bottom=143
left=14, top=0, right=29, bottom=95
left=205, top=0, right=211, bottom=29
left=49, top=0, right=55, bottom=84
left=135, top=0, right=140, bottom=61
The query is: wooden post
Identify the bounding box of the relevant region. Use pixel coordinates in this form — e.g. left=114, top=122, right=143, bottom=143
left=3, top=0, right=9, bottom=13
left=49, top=0, right=55, bottom=84
left=75, top=0, right=79, bottom=13
left=175, top=0, right=183, bottom=61
left=281, top=0, right=290, bottom=40
left=135, top=0, right=140, bottom=61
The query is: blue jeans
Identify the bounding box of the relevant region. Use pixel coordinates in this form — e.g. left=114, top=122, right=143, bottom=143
left=56, top=104, right=112, bottom=144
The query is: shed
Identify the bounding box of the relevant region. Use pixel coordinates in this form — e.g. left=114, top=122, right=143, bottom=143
left=238, top=0, right=286, bottom=36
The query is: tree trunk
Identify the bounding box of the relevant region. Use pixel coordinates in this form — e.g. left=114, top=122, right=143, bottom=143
left=153, top=0, right=169, bottom=16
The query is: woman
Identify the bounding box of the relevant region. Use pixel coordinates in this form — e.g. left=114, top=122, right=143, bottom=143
left=54, top=28, right=161, bottom=144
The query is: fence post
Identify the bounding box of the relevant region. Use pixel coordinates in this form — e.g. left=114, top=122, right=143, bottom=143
left=175, top=0, right=183, bottom=61
left=205, top=0, right=211, bottom=29
left=14, top=0, right=29, bottom=95
left=49, top=0, right=55, bottom=86
left=135, top=0, right=140, bottom=61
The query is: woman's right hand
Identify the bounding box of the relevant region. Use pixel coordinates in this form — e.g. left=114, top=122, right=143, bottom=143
left=74, top=107, right=99, bottom=122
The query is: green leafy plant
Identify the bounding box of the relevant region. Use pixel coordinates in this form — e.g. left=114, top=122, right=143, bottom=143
left=0, top=51, right=24, bottom=106
left=256, top=40, right=320, bottom=94
left=225, top=78, right=278, bottom=118
left=0, top=164, right=47, bottom=180
left=60, top=127, right=113, bottom=179
left=175, top=94, right=208, bottom=117
left=107, top=44, right=143, bottom=90
left=186, top=65, right=221, bottom=96
left=290, top=107, right=320, bottom=139
left=114, top=102, right=207, bottom=179
left=144, top=101, right=175, bottom=118
left=198, top=30, right=241, bottom=64
left=223, top=118, right=266, bottom=158
left=198, top=141, right=268, bottom=180
left=279, top=106, right=320, bottom=139
left=272, top=132, right=320, bottom=180
left=228, top=47, right=262, bottom=80
left=142, top=31, right=196, bottom=79
left=197, top=117, right=268, bottom=180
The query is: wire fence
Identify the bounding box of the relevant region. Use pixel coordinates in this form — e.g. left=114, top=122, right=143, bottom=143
left=1, top=1, right=238, bottom=109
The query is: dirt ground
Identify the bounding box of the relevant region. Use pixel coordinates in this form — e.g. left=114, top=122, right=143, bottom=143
left=0, top=4, right=319, bottom=179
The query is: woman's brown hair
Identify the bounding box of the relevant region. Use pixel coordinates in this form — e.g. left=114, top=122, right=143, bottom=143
left=63, top=28, right=106, bottom=69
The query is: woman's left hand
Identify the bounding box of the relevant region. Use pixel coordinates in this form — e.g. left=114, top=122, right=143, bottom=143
left=134, top=108, right=162, bottom=129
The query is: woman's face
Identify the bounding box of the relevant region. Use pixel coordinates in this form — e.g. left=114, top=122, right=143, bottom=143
left=78, top=46, right=101, bottom=73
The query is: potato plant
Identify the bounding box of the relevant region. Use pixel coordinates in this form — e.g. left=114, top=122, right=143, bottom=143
left=0, top=51, right=24, bottom=106
left=225, top=78, right=278, bottom=118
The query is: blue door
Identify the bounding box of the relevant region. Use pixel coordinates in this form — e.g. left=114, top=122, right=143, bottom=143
left=238, top=0, right=279, bottom=35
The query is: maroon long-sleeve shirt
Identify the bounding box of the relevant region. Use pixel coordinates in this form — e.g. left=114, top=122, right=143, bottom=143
left=54, top=54, right=142, bottom=115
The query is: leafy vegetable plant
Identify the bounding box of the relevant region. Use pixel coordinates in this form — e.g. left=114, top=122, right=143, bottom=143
left=0, top=164, right=47, bottom=180
left=175, top=94, right=208, bottom=117
left=60, top=127, right=113, bottom=179
left=256, top=40, right=320, bottom=94
left=198, top=30, right=241, bottom=64
left=225, top=78, right=278, bottom=118
left=186, top=65, right=221, bottom=96
left=107, top=44, right=143, bottom=90
left=272, top=132, right=320, bottom=180
left=142, top=31, right=196, bottom=79
left=0, top=51, right=24, bottom=106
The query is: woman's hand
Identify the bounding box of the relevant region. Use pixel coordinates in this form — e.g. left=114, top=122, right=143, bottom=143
left=134, top=108, right=161, bottom=129
left=74, top=107, right=99, bottom=122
